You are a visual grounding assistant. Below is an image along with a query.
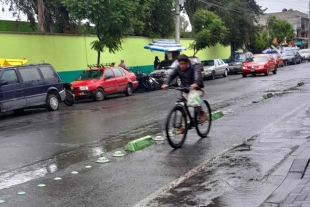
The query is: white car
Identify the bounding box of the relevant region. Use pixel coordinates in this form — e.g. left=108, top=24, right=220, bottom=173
left=202, top=59, right=229, bottom=80
left=299, top=49, right=310, bottom=61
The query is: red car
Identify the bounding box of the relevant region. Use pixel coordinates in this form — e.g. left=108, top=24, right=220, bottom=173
left=71, top=66, right=138, bottom=101
left=271, top=53, right=285, bottom=67
left=242, top=54, right=277, bottom=77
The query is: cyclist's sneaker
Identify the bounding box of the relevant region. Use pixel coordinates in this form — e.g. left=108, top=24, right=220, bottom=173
left=200, top=111, right=207, bottom=122
left=175, top=127, right=185, bottom=135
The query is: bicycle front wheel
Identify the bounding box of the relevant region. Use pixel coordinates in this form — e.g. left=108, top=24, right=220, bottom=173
left=165, top=105, right=188, bottom=149
left=194, top=100, right=212, bottom=138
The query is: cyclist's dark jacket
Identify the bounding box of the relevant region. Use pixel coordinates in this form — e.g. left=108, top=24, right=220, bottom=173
left=166, top=63, right=204, bottom=88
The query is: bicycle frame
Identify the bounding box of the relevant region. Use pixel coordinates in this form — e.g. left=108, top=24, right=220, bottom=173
left=175, top=98, right=196, bottom=129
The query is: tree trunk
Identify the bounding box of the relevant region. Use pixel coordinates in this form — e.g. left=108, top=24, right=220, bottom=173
left=37, top=0, right=45, bottom=32
left=97, top=51, right=101, bottom=66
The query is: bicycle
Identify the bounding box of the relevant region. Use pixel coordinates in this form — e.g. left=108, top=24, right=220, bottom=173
left=165, top=87, right=212, bottom=149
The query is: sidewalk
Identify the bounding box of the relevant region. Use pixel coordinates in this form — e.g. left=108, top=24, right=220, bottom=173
left=261, top=143, right=310, bottom=207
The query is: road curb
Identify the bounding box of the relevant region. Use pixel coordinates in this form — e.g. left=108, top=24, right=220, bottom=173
left=261, top=142, right=310, bottom=206
left=124, top=135, right=154, bottom=152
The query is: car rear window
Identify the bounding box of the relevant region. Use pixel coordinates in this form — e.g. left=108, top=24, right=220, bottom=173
left=202, top=60, right=214, bottom=66
left=40, top=66, right=57, bottom=79
left=156, top=60, right=175, bottom=70
left=113, top=68, right=124, bottom=77
left=19, top=67, right=42, bottom=82
left=248, top=57, right=268, bottom=62
left=77, top=70, right=103, bottom=80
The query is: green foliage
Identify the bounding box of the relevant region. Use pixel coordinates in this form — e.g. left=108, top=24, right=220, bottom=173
left=62, top=0, right=139, bottom=62
left=255, top=28, right=270, bottom=50
left=268, top=16, right=295, bottom=44
left=190, top=10, right=229, bottom=55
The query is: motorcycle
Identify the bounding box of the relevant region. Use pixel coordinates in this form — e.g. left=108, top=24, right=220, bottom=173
left=63, top=83, right=75, bottom=106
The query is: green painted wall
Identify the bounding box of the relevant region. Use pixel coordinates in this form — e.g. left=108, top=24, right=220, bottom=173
left=0, top=33, right=231, bottom=82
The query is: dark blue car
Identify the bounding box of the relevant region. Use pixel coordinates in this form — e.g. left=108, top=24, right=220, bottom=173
left=0, top=63, right=66, bottom=114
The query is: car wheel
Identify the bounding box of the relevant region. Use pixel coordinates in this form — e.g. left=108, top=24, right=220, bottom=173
left=223, top=69, right=228, bottom=77
left=13, top=109, right=25, bottom=115
left=242, top=73, right=247, bottom=78
left=125, top=84, right=133, bottom=96
left=273, top=66, right=277, bottom=74
left=211, top=71, right=215, bottom=80
left=46, top=94, right=59, bottom=111
left=265, top=67, right=270, bottom=76
left=94, top=88, right=105, bottom=101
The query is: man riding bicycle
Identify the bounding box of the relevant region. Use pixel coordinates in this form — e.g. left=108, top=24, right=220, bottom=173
left=162, top=54, right=207, bottom=134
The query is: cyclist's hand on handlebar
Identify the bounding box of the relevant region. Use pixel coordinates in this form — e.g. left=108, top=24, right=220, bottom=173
left=162, top=84, right=169, bottom=89
left=190, top=83, right=198, bottom=90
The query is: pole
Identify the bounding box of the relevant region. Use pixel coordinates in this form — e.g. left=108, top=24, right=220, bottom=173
left=308, top=1, right=310, bottom=48
left=175, top=0, right=180, bottom=43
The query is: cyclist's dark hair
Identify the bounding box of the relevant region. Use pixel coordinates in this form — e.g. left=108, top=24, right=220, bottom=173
left=177, top=54, right=190, bottom=63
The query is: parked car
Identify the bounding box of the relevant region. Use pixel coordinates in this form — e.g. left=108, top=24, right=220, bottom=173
left=271, top=53, right=285, bottom=67
left=242, top=54, right=277, bottom=77
left=298, top=49, right=310, bottom=61
left=201, top=59, right=229, bottom=80
left=70, top=66, right=138, bottom=101
left=281, top=50, right=302, bottom=65
left=150, top=56, right=203, bottom=86
left=0, top=63, right=66, bottom=114
left=227, top=51, right=253, bottom=73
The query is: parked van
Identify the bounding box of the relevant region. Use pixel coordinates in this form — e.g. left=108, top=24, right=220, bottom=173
left=0, top=64, right=66, bottom=114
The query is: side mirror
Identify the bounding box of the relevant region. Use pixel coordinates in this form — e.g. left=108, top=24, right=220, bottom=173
left=0, top=80, right=8, bottom=86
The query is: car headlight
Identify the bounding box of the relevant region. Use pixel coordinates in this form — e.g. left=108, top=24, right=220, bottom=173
left=79, top=86, right=89, bottom=90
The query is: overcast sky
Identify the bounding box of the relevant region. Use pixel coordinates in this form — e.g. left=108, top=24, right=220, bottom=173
left=258, top=0, right=309, bottom=14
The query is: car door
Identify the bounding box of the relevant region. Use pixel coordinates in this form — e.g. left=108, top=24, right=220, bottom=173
left=218, top=59, right=226, bottom=74
left=0, top=68, right=26, bottom=111
left=103, top=69, right=117, bottom=94
left=213, top=60, right=219, bottom=75
left=18, top=66, right=46, bottom=106
left=268, top=56, right=276, bottom=69
left=113, top=68, right=127, bottom=92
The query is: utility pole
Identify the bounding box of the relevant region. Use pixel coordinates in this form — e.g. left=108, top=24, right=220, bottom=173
left=308, top=1, right=310, bottom=48
left=175, top=0, right=181, bottom=43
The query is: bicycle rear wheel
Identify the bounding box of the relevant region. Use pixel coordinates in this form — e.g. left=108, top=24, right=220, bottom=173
left=165, top=105, right=188, bottom=149
left=194, top=100, right=212, bottom=138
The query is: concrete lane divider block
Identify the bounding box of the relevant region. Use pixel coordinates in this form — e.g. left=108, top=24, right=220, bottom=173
left=113, top=151, right=125, bottom=157
left=96, top=157, right=110, bottom=163
left=0, top=200, right=4, bottom=204
left=211, top=111, right=224, bottom=120
left=125, top=135, right=154, bottom=152
left=297, top=82, right=305, bottom=86
left=263, top=93, right=273, bottom=99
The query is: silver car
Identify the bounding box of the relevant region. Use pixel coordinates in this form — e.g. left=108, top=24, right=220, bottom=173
left=299, top=49, right=310, bottom=61
left=201, top=59, right=229, bottom=80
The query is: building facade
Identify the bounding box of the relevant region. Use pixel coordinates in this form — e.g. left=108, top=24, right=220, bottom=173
left=258, top=9, right=309, bottom=47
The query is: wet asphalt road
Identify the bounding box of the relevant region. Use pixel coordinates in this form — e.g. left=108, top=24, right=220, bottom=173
left=1, top=62, right=310, bottom=207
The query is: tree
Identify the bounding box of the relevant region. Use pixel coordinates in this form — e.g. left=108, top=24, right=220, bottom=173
left=91, top=40, right=105, bottom=66
left=190, top=10, right=229, bottom=55
left=254, top=28, right=270, bottom=50
left=268, top=16, right=295, bottom=44
left=1, top=0, right=79, bottom=33
left=62, top=0, right=138, bottom=64
left=135, top=0, right=174, bottom=38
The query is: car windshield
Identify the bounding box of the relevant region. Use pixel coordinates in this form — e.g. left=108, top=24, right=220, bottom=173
left=77, top=70, right=103, bottom=80
left=248, top=56, right=268, bottom=62
left=282, top=51, right=294, bottom=56
left=228, top=53, right=246, bottom=61
left=299, top=50, right=309, bottom=54
left=155, top=60, right=175, bottom=70
left=202, top=60, right=214, bottom=66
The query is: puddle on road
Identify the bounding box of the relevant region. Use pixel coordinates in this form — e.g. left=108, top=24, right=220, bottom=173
left=0, top=121, right=163, bottom=190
